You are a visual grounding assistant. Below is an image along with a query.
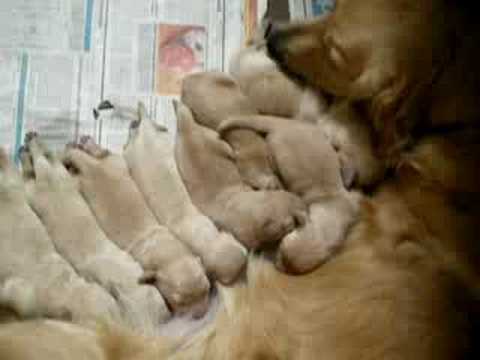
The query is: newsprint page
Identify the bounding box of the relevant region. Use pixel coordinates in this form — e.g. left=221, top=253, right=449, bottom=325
left=0, top=0, right=333, bottom=161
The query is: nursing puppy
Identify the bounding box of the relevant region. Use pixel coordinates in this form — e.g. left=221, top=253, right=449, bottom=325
left=174, top=101, right=307, bottom=251
left=229, top=42, right=315, bottom=118
left=20, top=133, right=169, bottom=334
left=62, top=136, right=210, bottom=317
left=0, top=148, right=120, bottom=324
left=123, top=103, right=247, bottom=285
left=219, top=116, right=361, bottom=273
left=230, top=44, right=384, bottom=187
left=181, top=71, right=281, bottom=190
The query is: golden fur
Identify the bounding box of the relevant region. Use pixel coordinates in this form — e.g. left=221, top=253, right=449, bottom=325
left=266, top=0, right=480, bottom=161
left=1, top=0, right=479, bottom=358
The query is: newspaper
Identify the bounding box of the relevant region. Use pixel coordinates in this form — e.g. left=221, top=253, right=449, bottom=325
left=0, top=0, right=268, bottom=160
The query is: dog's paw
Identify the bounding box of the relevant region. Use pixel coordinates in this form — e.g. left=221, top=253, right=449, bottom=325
left=236, top=154, right=282, bottom=190
left=208, top=232, right=247, bottom=285
left=21, top=132, right=79, bottom=200
left=275, top=227, right=328, bottom=275
left=141, top=256, right=211, bottom=318
left=242, top=191, right=307, bottom=249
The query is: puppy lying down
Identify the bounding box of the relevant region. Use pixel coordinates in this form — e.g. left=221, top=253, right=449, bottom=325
left=182, top=71, right=281, bottom=190
left=230, top=43, right=385, bottom=187
left=62, top=136, right=210, bottom=317
left=0, top=148, right=120, bottom=324
left=229, top=41, right=311, bottom=118
left=20, top=133, right=169, bottom=334
left=174, top=101, right=307, bottom=251
left=219, top=116, right=361, bottom=273
left=123, top=103, right=247, bottom=286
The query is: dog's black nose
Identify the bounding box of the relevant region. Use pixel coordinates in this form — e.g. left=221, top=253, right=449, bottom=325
left=266, top=22, right=286, bottom=63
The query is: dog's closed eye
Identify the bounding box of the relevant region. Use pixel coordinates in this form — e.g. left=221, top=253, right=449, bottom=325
left=324, top=34, right=348, bottom=71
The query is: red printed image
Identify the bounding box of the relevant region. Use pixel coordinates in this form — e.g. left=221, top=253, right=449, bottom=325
left=155, top=24, right=206, bottom=95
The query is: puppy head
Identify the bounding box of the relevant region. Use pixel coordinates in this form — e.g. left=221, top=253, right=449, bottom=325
left=181, top=72, right=256, bottom=128
left=142, top=257, right=210, bottom=317
left=266, top=0, right=451, bottom=156
left=227, top=191, right=307, bottom=250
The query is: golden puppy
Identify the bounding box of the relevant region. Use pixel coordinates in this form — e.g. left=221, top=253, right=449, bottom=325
left=229, top=44, right=383, bottom=187
left=229, top=44, right=309, bottom=117
left=62, top=136, right=210, bottom=317
left=123, top=103, right=247, bottom=285
left=219, top=115, right=361, bottom=273
left=174, top=101, right=307, bottom=251
left=181, top=71, right=282, bottom=190
left=20, top=133, right=168, bottom=334
left=0, top=148, right=121, bottom=324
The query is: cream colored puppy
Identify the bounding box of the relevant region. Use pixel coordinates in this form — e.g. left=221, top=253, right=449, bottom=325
left=219, top=116, right=361, bottom=274
left=123, top=104, right=247, bottom=286
left=0, top=148, right=120, bottom=324
left=62, top=136, right=210, bottom=317
left=182, top=71, right=281, bottom=190
left=229, top=43, right=311, bottom=118
left=174, top=101, right=307, bottom=251
left=20, top=133, right=168, bottom=334
left=229, top=45, right=384, bottom=187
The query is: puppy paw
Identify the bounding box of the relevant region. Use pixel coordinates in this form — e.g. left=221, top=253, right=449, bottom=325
left=207, top=232, right=247, bottom=285
left=276, top=197, right=359, bottom=274
left=78, top=135, right=110, bottom=159
left=141, top=257, right=211, bottom=318
left=22, top=132, right=79, bottom=199
left=236, top=157, right=282, bottom=190
left=275, top=225, right=335, bottom=275
left=243, top=191, right=307, bottom=249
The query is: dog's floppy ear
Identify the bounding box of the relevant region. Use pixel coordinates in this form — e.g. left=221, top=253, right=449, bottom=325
left=369, top=75, right=411, bottom=161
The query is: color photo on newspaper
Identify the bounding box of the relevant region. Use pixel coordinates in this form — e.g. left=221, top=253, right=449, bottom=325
left=311, top=0, right=335, bottom=16
left=155, top=24, right=207, bottom=96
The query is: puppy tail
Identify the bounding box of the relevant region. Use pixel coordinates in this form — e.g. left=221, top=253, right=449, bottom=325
left=218, top=115, right=290, bottom=137
left=172, top=100, right=198, bottom=134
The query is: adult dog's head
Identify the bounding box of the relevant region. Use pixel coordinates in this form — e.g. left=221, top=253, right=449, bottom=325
left=267, top=0, right=480, bottom=158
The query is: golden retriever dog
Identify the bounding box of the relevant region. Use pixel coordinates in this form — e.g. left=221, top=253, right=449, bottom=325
left=219, top=115, right=361, bottom=273
left=174, top=100, right=307, bottom=251
left=0, top=148, right=121, bottom=324
left=123, top=103, right=247, bottom=285
left=1, top=0, right=479, bottom=359
left=62, top=136, right=210, bottom=317
left=265, top=0, right=480, bottom=162
left=20, top=133, right=169, bottom=334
